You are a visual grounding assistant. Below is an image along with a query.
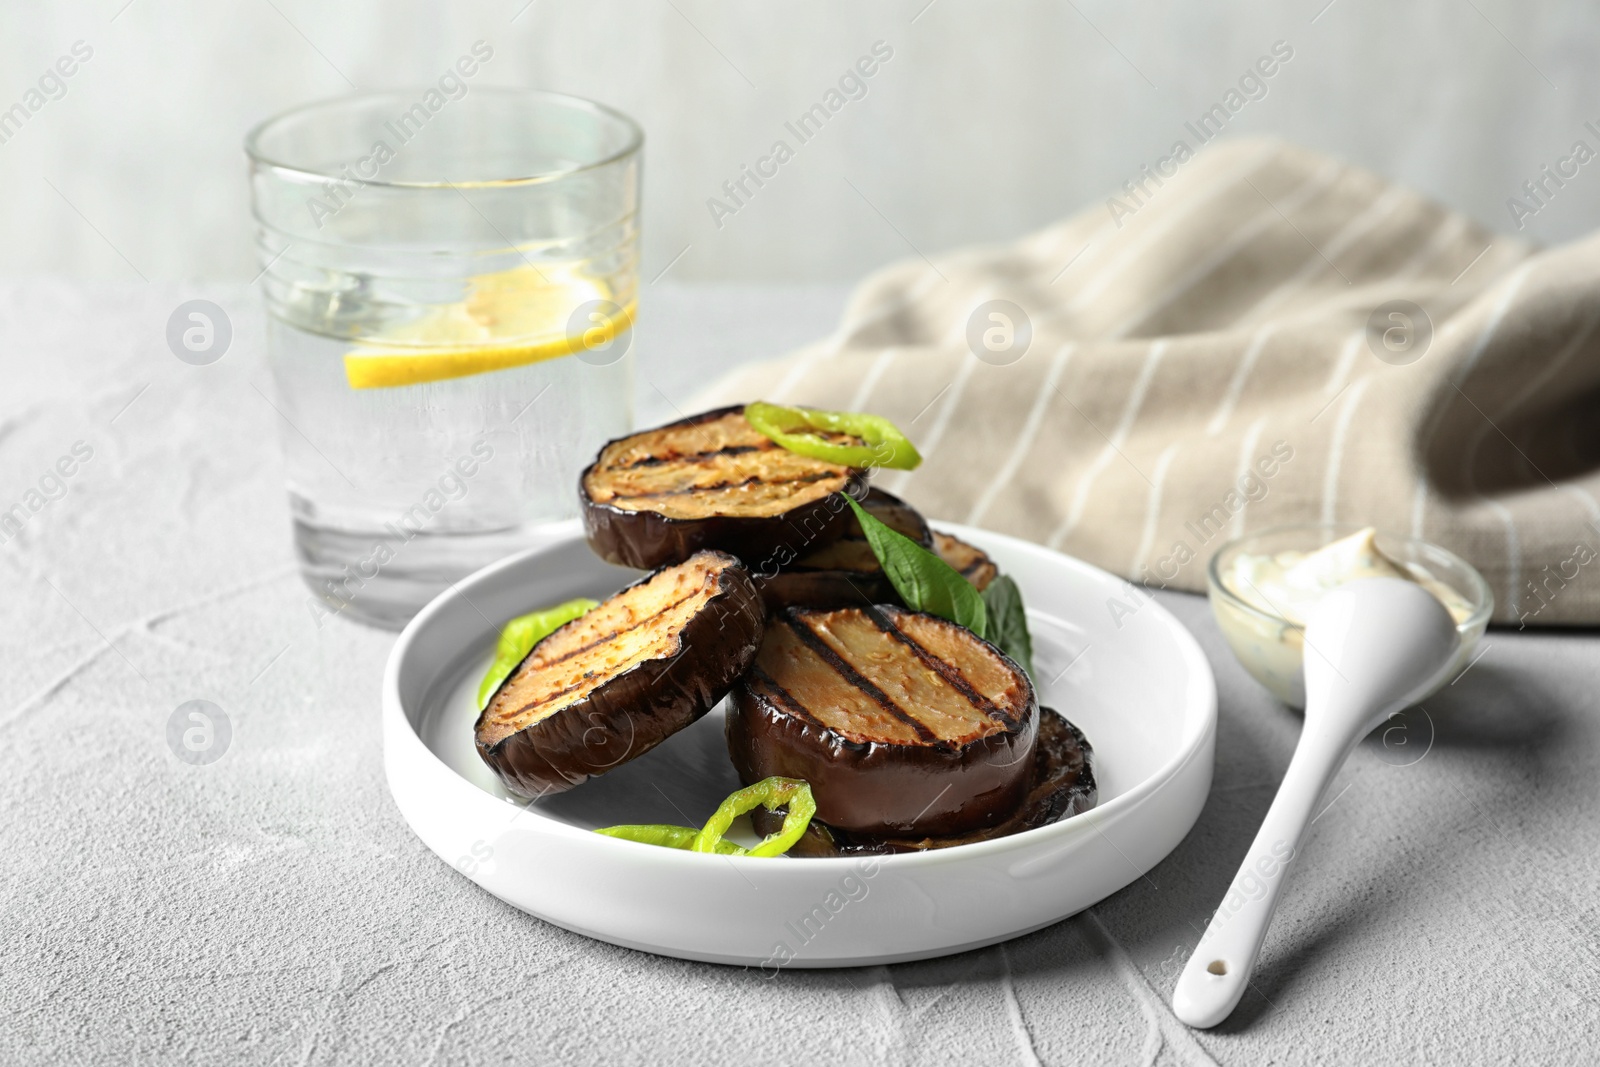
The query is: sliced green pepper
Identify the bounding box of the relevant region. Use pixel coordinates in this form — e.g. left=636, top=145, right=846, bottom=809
left=692, top=777, right=816, bottom=857
left=476, top=597, right=600, bottom=708
left=744, top=401, right=922, bottom=471
left=592, top=777, right=817, bottom=858
left=594, top=824, right=743, bottom=854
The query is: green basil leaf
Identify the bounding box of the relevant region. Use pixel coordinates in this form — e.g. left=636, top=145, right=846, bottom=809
left=980, top=575, right=1034, bottom=681
left=477, top=597, right=600, bottom=709
left=844, top=494, right=987, bottom=638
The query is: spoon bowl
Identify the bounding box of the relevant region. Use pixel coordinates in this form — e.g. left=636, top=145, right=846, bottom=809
left=1172, top=577, right=1460, bottom=1029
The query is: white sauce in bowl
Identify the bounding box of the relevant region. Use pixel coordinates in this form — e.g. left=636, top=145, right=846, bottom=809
left=1226, top=527, right=1475, bottom=626
left=1211, top=527, right=1480, bottom=706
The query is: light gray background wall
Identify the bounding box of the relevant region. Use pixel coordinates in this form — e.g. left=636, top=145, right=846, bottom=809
left=3, top=0, right=1598, bottom=284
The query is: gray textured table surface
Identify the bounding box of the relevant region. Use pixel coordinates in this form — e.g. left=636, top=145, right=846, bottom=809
left=4, top=280, right=1598, bottom=1066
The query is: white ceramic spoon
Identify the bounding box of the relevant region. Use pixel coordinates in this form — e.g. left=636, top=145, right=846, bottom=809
left=1171, top=577, right=1460, bottom=1029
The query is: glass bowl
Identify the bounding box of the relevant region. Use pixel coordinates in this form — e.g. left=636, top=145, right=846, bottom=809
left=1207, top=524, right=1494, bottom=708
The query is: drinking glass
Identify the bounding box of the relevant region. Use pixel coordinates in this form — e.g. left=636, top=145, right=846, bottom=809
left=246, top=88, right=641, bottom=629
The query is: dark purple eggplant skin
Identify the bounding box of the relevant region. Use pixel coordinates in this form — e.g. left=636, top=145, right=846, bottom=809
left=756, top=570, right=898, bottom=613
left=752, top=708, right=1097, bottom=857
left=849, top=487, right=932, bottom=547
left=579, top=405, right=869, bottom=571
left=474, top=554, right=765, bottom=799
left=755, top=487, right=930, bottom=613
left=726, top=610, right=1039, bottom=838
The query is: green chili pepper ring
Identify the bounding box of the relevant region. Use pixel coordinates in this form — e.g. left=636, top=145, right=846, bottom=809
left=744, top=401, right=922, bottom=471
left=477, top=597, right=600, bottom=708
left=592, top=777, right=817, bottom=858
left=595, top=824, right=742, bottom=855
left=692, top=777, right=816, bottom=857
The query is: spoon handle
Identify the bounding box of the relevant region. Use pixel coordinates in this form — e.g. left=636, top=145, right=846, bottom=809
left=1170, top=720, right=1354, bottom=1029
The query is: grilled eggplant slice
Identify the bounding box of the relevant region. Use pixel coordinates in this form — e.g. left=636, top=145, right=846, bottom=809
left=848, top=487, right=932, bottom=547
left=475, top=550, right=763, bottom=798
left=727, top=605, right=1037, bottom=837
left=757, top=488, right=932, bottom=612
left=933, top=531, right=999, bottom=592
left=751, top=708, right=1096, bottom=856
left=581, top=405, right=869, bottom=570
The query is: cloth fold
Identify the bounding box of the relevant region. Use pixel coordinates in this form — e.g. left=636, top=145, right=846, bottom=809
left=696, top=137, right=1600, bottom=626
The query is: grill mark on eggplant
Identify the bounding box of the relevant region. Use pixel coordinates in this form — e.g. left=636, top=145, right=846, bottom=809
left=582, top=408, right=867, bottom=564
left=500, top=599, right=703, bottom=723
left=498, top=675, right=596, bottom=729
left=727, top=604, right=1037, bottom=836
left=606, top=470, right=841, bottom=502
left=782, top=614, right=940, bottom=745
left=490, top=567, right=727, bottom=729
left=509, top=586, right=710, bottom=686
left=476, top=550, right=765, bottom=797
left=611, top=443, right=769, bottom=470
left=861, top=604, right=1014, bottom=726
left=745, top=665, right=831, bottom=730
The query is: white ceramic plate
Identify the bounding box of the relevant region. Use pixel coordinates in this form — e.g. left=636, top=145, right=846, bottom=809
left=384, top=520, right=1215, bottom=968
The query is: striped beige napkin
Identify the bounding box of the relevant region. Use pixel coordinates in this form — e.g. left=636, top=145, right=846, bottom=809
left=695, top=137, right=1600, bottom=626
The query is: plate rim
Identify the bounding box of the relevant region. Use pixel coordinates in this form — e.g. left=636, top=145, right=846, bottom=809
left=383, top=517, right=1217, bottom=871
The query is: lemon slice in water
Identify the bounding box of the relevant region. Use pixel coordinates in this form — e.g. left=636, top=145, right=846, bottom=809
left=343, top=264, right=634, bottom=390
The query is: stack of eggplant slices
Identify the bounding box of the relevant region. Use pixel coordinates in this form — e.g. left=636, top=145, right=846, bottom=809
left=473, top=402, right=1096, bottom=858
